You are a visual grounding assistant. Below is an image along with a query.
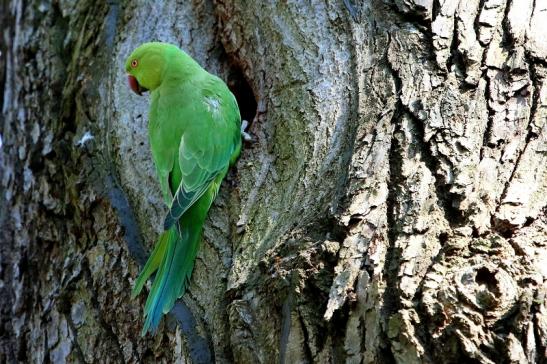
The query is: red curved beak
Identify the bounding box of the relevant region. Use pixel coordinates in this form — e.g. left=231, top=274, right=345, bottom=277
left=128, top=75, right=143, bottom=96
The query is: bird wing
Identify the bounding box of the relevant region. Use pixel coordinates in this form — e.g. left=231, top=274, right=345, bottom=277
left=163, top=82, right=240, bottom=230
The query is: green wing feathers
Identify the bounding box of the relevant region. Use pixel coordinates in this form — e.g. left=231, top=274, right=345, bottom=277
left=163, top=82, right=241, bottom=230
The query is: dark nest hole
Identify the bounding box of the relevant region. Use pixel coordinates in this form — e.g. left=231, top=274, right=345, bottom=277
left=226, top=67, right=257, bottom=128
left=475, top=267, right=499, bottom=293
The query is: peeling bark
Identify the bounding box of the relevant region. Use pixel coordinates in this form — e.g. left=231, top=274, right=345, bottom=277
left=1, top=0, right=546, bottom=363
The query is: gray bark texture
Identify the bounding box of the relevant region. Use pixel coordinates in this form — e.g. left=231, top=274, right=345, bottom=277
left=1, top=0, right=546, bottom=363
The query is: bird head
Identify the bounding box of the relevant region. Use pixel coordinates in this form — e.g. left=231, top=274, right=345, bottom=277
left=125, top=42, right=172, bottom=95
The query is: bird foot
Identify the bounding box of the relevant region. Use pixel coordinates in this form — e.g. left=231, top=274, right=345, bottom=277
left=241, top=120, right=254, bottom=142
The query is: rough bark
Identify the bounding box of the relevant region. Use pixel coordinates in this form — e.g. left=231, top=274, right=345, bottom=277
left=1, top=0, right=546, bottom=363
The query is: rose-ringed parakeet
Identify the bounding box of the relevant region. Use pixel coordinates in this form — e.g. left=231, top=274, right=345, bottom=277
left=124, top=42, right=241, bottom=335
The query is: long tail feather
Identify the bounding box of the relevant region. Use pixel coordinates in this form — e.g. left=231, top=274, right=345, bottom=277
left=136, top=193, right=212, bottom=336
left=132, top=231, right=170, bottom=299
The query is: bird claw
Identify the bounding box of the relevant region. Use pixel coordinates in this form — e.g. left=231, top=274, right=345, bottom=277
left=242, top=131, right=253, bottom=142
left=241, top=120, right=254, bottom=142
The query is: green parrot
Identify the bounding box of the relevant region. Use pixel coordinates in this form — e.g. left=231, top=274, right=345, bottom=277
left=124, top=42, right=241, bottom=335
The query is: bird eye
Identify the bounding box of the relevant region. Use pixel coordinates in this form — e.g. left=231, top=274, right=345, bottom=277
left=131, top=59, right=138, bottom=68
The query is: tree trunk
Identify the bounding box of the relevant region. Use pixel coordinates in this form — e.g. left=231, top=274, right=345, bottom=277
left=1, top=0, right=546, bottom=363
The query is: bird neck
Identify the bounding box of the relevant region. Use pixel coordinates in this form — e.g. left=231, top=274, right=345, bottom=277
left=162, top=49, right=203, bottom=85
